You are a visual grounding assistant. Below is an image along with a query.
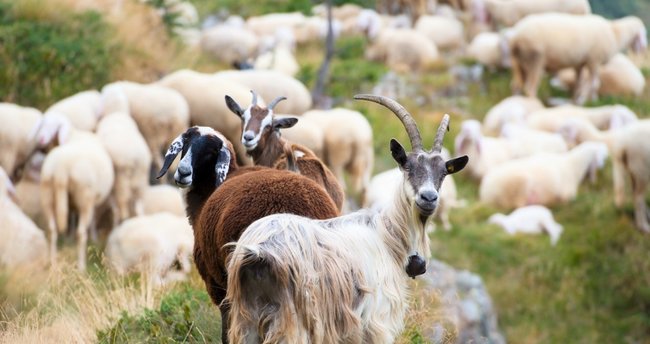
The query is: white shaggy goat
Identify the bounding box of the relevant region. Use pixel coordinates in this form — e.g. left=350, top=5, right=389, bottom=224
left=226, top=95, right=468, bottom=343
left=488, top=205, right=563, bottom=246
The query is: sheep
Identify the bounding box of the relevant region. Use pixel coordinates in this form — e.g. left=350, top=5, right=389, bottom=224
left=479, top=141, right=609, bottom=210
left=0, top=103, right=42, bottom=180
left=141, top=184, right=185, bottom=217
left=527, top=104, right=638, bottom=133
left=611, top=120, right=650, bottom=233
left=293, top=16, right=342, bottom=44
left=467, top=31, right=512, bottom=70
left=301, top=107, right=374, bottom=202
left=364, top=148, right=465, bottom=232
left=157, top=69, right=262, bottom=166
left=415, top=15, right=465, bottom=52
left=0, top=167, right=48, bottom=269
left=482, top=95, right=545, bottom=135
left=499, top=123, right=569, bottom=154
left=15, top=151, right=48, bottom=230
left=313, top=3, right=363, bottom=36
left=214, top=69, right=312, bottom=115
left=226, top=91, right=345, bottom=212
left=105, top=212, right=194, bottom=286
left=488, top=205, right=563, bottom=246
left=96, top=110, right=152, bottom=223
left=551, top=53, right=646, bottom=98
left=200, top=25, right=260, bottom=66
left=45, top=90, right=102, bottom=132
left=366, top=28, right=439, bottom=72
left=245, top=12, right=307, bottom=38
left=253, top=45, right=300, bottom=77
left=480, top=0, right=591, bottom=28
left=155, top=126, right=340, bottom=344
left=225, top=95, right=468, bottom=343
left=32, top=114, right=114, bottom=271
left=509, top=14, right=647, bottom=104
left=277, top=114, right=325, bottom=159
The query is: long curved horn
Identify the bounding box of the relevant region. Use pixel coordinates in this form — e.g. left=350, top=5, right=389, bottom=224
left=354, top=94, right=422, bottom=151
left=432, top=114, right=450, bottom=153
left=250, top=90, right=258, bottom=106
left=268, top=96, right=287, bottom=111
left=157, top=133, right=184, bottom=179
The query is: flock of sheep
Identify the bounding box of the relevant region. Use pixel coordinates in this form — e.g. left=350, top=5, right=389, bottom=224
left=1, top=0, right=649, bottom=342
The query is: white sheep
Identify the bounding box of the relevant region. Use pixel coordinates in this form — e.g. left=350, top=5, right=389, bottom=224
left=0, top=103, right=42, bottom=179
left=509, top=14, right=647, bottom=104
left=33, top=114, right=114, bottom=271
left=200, top=25, right=259, bottom=66
left=415, top=15, right=465, bottom=52
left=467, top=32, right=502, bottom=69
left=366, top=28, right=439, bottom=72
left=277, top=114, right=326, bottom=159
left=480, top=0, right=591, bottom=27
left=105, top=212, right=194, bottom=286
left=245, top=12, right=307, bottom=38
left=527, top=104, right=638, bottom=134
left=141, top=184, right=186, bottom=217
left=101, top=81, right=190, bottom=175
left=488, top=205, right=563, bottom=246
left=482, top=95, right=544, bottom=135
left=45, top=90, right=102, bottom=132
left=500, top=123, right=568, bottom=154
left=15, top=151, right=47, bottom=230
left=253, top=46, right=300, bottom=77
left=0, top=167, right=48, bottom=269
left=479, top=142, right=609, bottom=210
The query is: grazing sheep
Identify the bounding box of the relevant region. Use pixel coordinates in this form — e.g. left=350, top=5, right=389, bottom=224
left=480, top=0, right=591, bottom=27
left=482, top=95, right=545, bottom=135
left=45, top=90, right=102, bottom=132
left=105, top=212, right=194, bottom=286
left=141, top=184, right=185, bottom=217
left=509, top=13, right=647, bottom=104
left=489, top=205, right=563, bottom=245
left=33, top=114, right=114, bottom=271
left=226, top=95, right=468, bottom=343
left=366, top=28, right=439, bottom=72
left=301, top=108, right=374, bottom=202
left=156, top=126, right=339, bottom=344
left=611, top=120, right=650, bottom=233
left=0, top=103, right=42, bottom=180
left=479, top=142, right=609, bottom=210
left=200, top=25, right=260, bottom=66
left=467, top=32, right=502, bottom=69
left=526, top=104, right=638, bottom=135
left=101, top=82, right=190, bottom=177
left=226, top=91, right=345, bottom=212
left=415, top=15, right=465, bottom=52
left=500, top=123, right=568, bottom=154
left=0, top=167, right=48, bottom=269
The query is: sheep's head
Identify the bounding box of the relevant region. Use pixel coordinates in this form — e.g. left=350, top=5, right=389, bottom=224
left=454, top=119, right=483, bottom=155
left=225, top=90, right=295, bottom=152
left=156, top=126, right=234, bottom=189
left=30, top=112, right=72, bottom=148
left=354, top=94, right=468, bottom=278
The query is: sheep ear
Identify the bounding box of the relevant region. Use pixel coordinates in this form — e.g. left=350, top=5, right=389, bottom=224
left=225, top=95, right=244, bottom=117
left=390, top=139, right=408, bottom=167
left=272, top=117, right=298, bottom=131
left=57, top=121, right=71, bottom=145
left=215, top=146, right=231, bottom=188
left=157, top=134, right=184, bottom=179
left=445, top=155, right=468, bottom=174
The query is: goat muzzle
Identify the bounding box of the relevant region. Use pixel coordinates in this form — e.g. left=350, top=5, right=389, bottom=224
left=406, top=254, right=427, bottom=279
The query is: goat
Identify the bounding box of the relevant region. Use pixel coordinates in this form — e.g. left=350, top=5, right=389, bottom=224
left=156, top=126, right=339, bottom=344
left=226, top=95, right=468, bottom=343
left=225, top=90, right=345, bottom=212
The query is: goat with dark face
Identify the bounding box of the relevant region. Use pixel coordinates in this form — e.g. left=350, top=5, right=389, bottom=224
left=156, top=125, right=339, bottom=344
left=225, top=90, right=345, bottom=212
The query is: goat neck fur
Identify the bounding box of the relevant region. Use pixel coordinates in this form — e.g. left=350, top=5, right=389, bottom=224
left=226, top=94, right=468, bottom=343
left=226, top=90, right=345, bottom=212
left=156, top=126, right=338, bottom=344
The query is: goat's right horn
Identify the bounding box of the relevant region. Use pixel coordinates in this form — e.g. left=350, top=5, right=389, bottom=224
left=354, top=94, right=423, bottom=151
left=157, top=133, right=184, bottom=179
left=250, top=90, right=258, bottom=106
left=268, top=96, right=287, bottom=111
left=432, top=114, right=450, bottom=153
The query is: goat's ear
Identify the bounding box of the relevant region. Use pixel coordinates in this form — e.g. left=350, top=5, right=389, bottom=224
left=225, top=95, right=244, bottom=117
left=390, top=139, right=408, bottom=167
left=157, top=134, right=184, bottom=179
left=272, top=117, right=298, bottom=131
left=214, top=146, right=231, bottom=188
left=445, top=155, right=468, bottom=174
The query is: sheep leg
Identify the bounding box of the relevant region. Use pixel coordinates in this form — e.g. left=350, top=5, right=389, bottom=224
left=613, top=153, right=627, bottom=208
left=633, top=186, right=650, bottom=233
left=76, top=206, right=94, bottom=272
left=510, top=54, right=524, bottom=94
left=523, top=53, right=543, bottom=98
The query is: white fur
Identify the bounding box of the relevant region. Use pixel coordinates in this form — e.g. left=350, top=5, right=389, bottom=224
left=489, top=205, right=563, bottom=245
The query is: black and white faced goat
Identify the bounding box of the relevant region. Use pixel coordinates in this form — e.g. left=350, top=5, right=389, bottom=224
left=225, top=95, right=469, bottom=343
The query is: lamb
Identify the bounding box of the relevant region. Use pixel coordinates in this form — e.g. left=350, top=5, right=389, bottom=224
left=301, top=107, right=374, bottom=202
left=0, top=103, right=42, bottom=180
left=479, top=141, right=609, bottom=210
left=156, top=69, right=262, bottom=165
left=488, top=205, right=563, bottom=246
left=480, top=0, right=591, bottom=28
left=225, top=95, right=468, bottom=343
left=140, top=184, right=185, bottom=217
left=214, top=69, right=312, bottom=115
left=482, top=95, right=545, bottom=135
left=155, top=126, right=339, bottom=344
left=32, top=114, right=114, bottom=271
left=200, top=25, right=260, bottom=66
left=509, top=14, right=647, bottom=104
left=45, top=90, right=102, bottom=132
left=105, top=212, right=194, bottom=286
left=415, top=15, right=465, bottom=52
left=611, top=120, right=650, bottom=233
left=0, top=167, right=48, bottom=269
left=366, top=28, right=439, bottom=72
left=226, top=91, right=345, bottom=212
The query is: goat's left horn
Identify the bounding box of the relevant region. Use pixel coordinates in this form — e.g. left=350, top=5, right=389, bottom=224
left=250, top=90, right=258, bottom=106
left=432, top=114, right=450, bottom=153
left=268, top=96, right=287, bottom=111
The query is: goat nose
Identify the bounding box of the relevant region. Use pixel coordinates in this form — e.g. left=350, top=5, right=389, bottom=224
left=419, top=190, right=438, bottom=202
left=178, top=164, right=191, bottom=177
left=243, top=132, right=254, bottom=141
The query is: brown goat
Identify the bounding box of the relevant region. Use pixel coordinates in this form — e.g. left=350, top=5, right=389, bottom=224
left=156, top=126, right=338, bottom=344
left=225, top=91, right=345, bottom=212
